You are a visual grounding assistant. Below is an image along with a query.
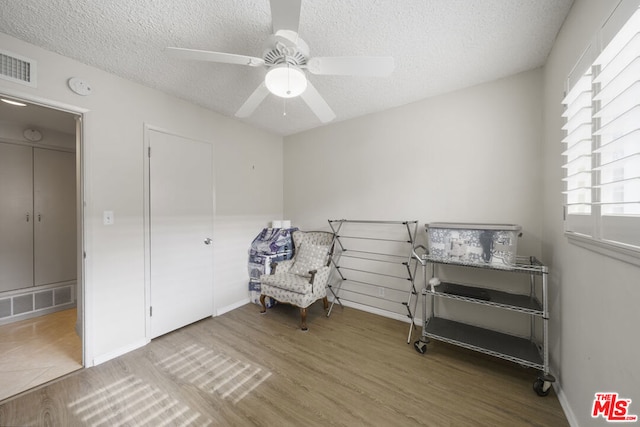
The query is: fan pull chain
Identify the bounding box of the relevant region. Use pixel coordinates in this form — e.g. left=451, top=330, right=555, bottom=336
left=286, top=60, right=292, bottom=97
left=284, top=56, right=290, bottom=115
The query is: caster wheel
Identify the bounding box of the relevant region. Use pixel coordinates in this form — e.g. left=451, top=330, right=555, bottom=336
left=533, top=378, right=551, bottom=397
left=414, top=340, right=427, bottom=354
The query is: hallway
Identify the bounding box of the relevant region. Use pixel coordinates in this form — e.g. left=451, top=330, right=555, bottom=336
left=0, top=308, right=82, bottom=402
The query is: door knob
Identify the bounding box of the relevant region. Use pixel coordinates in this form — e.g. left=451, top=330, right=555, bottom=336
left=204, top=238, right=213, bottom=245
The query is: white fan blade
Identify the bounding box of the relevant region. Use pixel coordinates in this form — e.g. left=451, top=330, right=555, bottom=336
left=300, top=81, right=336, bottom=123
left=307, top=56, right=395, bottom=76
left=165, top=47, right=265, bottom=67
left=235, top=82, right=270, bottom=118
left=270, top=0, right=301, bottom=34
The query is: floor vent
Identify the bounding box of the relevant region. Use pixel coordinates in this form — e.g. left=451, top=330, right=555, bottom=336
left=35, top=290, right=54, bottom=310
left=0, top=49, right=37, bottom=87
left=0, top=299, right=11, bottom=318
left=0, top=283, right=75, bottom=325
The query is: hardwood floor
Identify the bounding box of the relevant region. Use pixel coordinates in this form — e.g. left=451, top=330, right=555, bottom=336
left=0, top=308, right=82, bottom=401
left=0, top=303, right=568, bottom=426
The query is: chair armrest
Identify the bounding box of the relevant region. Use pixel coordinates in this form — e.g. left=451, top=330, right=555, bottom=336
left=309, top=269, right=318, bottom=283
left=308, top=265, right=331, bottom=294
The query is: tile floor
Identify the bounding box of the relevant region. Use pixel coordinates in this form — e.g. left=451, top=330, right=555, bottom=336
left=0, top=308, right=82, bottom=402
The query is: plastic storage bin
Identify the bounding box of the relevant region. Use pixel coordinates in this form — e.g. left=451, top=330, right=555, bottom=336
left=426, top=222, right=522, bottom=266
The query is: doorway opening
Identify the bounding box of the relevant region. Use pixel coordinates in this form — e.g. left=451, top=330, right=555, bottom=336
left=0, top=93, right=84, bottom=401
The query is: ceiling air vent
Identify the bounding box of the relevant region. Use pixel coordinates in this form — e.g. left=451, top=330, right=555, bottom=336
left=0, top=49, right=37, bottom=87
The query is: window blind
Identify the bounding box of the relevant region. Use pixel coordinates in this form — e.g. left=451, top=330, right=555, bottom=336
left=562, top=61, right=593, bottom=236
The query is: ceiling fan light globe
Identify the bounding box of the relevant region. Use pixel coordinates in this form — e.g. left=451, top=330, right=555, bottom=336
left=265, top=64, right=307, bottom=98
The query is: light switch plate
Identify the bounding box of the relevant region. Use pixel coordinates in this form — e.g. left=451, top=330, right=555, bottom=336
left=103, top=210, right=114, bottom=225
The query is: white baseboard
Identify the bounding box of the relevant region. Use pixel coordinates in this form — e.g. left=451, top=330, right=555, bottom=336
left=92, top=338, right=148, bottom=366
left=554, top=382, right=579, bottom=427
left=332, top=299, right=417, bottom=325
left=216, top=298, right=250, bottom=316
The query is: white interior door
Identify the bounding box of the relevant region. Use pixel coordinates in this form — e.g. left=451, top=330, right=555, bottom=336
left=0, top=142, right=34, bottom=291
left=33, top=148, right=77, bottom=286
left=149, top=129, right=214, bottom=339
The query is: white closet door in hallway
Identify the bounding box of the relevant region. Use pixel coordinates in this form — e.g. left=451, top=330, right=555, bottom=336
left=33, top=148, right=77, bottom=286
left=0, top=143, right=34, bottom=291
left=148, top=129, right=214, bottom=339
left=0, top=143, right=76, bottom=292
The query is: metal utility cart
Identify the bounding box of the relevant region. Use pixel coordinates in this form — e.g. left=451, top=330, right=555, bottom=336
left=414, top=255, right=556, bottom=396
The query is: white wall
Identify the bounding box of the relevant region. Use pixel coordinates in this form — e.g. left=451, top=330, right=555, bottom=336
left=0, top=33, right=283, bottom=365
left=542, top=1, right=640, bottom=425
left=284, top=69, right=544, bottom=327
left=285, top=69, right=543, bottom=244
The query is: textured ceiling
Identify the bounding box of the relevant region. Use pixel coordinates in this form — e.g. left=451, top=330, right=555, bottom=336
left=0, top=0, right=573, bottom=136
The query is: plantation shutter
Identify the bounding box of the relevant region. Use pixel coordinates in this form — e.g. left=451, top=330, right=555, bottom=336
left=562, top=46, right=595, bottom=236
left=593, top=7, right=640, bottom=247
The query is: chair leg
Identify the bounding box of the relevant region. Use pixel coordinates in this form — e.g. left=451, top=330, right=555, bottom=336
left=259, top=294, right=267, bottom=314
left=322, top=297, right=329, bottom=310
left=300, top=307, right=308, bottom=331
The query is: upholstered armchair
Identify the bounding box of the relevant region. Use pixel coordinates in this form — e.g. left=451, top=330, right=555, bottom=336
left=259, top=230, right=334, bottom=330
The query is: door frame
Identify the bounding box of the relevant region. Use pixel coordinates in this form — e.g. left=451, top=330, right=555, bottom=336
left=142, top=123, right=216, bottom=340
left=0, top=88, right=90, bottom=365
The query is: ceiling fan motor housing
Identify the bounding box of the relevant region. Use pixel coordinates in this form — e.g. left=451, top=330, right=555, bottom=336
left=263, top=31, right=309, bottom=67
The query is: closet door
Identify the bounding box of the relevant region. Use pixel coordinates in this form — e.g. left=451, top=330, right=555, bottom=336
left=0, top=142, right=34, bottom=291
left=33, top=148, right=76, bottom=286
left=149, top=129, right=214, bottom=338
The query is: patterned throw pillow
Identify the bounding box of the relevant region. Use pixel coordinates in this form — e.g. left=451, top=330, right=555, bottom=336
left=290, top=243, right=330, bottom=277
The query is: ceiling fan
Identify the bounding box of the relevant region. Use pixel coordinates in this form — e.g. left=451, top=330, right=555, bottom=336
left=165, top=0, right=394, bottom=123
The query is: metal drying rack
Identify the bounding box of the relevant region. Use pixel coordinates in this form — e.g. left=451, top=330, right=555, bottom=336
left=327, top=219, right=424, bottom=343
